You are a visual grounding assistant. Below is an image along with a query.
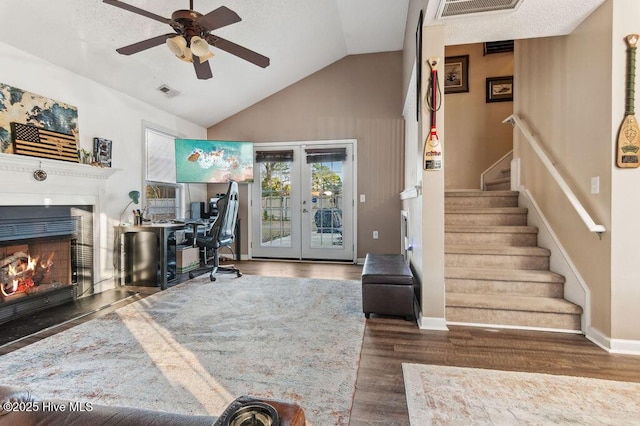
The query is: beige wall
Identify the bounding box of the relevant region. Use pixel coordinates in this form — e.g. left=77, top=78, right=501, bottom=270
left=401, top=3, right=447, bottom=327
left=208, top=52, right=404, bottom=259
left=418, top=25, right=447, bottom=325
left=515, top=3, right=613, bottom=336
left=610, top=0, right=640, bottom=341
left=444, top=43, right=514, bottom=189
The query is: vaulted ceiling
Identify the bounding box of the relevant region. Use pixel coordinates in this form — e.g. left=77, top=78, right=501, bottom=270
left=0, top=0, right=604, bottom=128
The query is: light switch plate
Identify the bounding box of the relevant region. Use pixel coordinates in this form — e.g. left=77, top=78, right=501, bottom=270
left=591, top=177, right=600, bottom=194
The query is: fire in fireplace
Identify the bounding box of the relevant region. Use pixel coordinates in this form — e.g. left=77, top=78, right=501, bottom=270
left=0, top=205, right=93, bottom=324
left=1, top=240, right=68, bottom=297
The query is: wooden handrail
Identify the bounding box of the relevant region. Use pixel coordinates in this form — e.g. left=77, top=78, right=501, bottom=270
left=504, top=114, right=606, bottom=236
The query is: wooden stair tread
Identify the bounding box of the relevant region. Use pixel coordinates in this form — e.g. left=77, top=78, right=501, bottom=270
left=446, top=244, right=550, bottom=256
left=445, top=266, right=565, bottom=283
left=446, top=293, right=583, bottom=314
left=446, top=225, right=538, bottom=234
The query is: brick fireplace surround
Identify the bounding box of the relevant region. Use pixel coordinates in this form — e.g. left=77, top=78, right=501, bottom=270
left=0, top=153, right=118, bottom=323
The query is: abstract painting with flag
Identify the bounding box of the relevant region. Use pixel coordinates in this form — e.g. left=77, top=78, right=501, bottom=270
left=0, top=83, right=78, bottom=155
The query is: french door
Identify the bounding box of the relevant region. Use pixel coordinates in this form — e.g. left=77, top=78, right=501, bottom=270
left=251, top=141, right=355, bottom=261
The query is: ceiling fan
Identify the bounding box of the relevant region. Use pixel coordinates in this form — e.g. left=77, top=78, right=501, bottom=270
left=103, top=0, right=270, bottom=80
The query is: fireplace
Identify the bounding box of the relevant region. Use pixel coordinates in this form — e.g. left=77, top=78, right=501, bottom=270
left=0, top=205, right=93, bottom=324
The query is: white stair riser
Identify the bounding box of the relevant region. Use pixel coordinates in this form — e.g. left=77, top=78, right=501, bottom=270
left=446, top=232, right=537, bottom=246
left=446, top=278, right=564, bottom=298
left=446, top=253, right=549, bottom=270
left=447, top=307, right=581, bottom=330
left=446, top=213, right=527, bottom=226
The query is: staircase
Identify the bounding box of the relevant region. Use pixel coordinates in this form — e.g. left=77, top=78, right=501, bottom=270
left=444, top=189, right=583, bottom=332
left=483, top=165, right=511, bottom=191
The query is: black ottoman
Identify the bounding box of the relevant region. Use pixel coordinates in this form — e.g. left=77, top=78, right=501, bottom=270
left=362, top=253, right=416, bottom=321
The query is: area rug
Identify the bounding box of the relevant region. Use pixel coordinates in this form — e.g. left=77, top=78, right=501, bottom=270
left=0, top=274, right=365, bottom=425
left=403, top=363, right=640, bottom=425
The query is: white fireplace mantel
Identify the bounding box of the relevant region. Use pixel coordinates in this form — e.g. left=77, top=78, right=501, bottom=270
left=0, top=152, right=120, bottom=180
left=0, top=152, right=121, bottom=208
left=0, top=152, right=122, bottom=295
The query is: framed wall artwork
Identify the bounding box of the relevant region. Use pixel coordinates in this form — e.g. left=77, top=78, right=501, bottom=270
left=93, top=137, right=113, bottom=167
left=0, top=82, right=78, bottom=154
left=444, top=55, right=469, bottom=94
left=486, top=76, right=514, bottom=103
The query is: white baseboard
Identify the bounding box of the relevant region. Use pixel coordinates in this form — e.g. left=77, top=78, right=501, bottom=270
left=610, top=339, right=640, bottom=355
left=586, top=326, right=610, bottom=352
left=587, top=326, right=640, bottom=355
left=418, top=315, right=449, bottom=331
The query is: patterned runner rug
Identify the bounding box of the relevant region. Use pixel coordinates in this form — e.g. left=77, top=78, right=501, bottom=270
left=1, top=274, right=365, bottom=425
left=403, top=363, right=640, bottom=425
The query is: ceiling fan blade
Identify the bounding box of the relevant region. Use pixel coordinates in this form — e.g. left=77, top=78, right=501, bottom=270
left=103, top=0, right=170, bottom=24
left=197, top=6, right=241, bottom=31
left=193, top=57, right=213, bottom=80
left=205, top=35, right=270, bottom=68
left=116, top=33, right=175, bottom=55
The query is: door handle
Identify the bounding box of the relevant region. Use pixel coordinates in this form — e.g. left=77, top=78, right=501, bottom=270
left=302, top=208, right=309, bottom=213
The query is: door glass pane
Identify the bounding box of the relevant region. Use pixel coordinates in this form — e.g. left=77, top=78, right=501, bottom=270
left=310, top=161, right=343, bottom=249
left=260, top=161, right=292, bottom=247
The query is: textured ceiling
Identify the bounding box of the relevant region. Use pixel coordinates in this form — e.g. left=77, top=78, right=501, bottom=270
left=425, top=0, right=606, bottom=46
left=0, top=0, right=605, bottom=128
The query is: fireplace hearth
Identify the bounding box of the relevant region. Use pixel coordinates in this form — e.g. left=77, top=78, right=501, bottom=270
left=0, top=206, right=93, bottom=324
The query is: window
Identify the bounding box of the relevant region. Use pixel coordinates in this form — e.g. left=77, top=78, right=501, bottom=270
left=144, top=127, right=182, bottom=221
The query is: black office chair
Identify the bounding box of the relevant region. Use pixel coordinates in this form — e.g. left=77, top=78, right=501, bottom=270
left=188, top=181, right=242, bottom=282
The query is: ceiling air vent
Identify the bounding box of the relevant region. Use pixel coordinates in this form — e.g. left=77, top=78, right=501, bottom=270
left=437, top=0, right=524, bottom=19
left=157, top=84, right=180, bottom=98
left=484, top=40, right=514, bottom=55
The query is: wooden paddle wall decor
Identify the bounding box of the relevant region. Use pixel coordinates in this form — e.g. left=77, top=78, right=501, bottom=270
left=424, top=57, right=443, bottom=170
left=11, top=122, right=79, bottom=163
left=617, top=34, right=640, bottom=168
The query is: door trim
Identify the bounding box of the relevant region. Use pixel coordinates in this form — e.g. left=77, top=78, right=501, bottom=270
left=249, top=139, right=357, bottom=263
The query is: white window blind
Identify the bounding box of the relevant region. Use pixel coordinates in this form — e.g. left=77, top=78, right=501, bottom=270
left=145, top=128, right=176, bottom=183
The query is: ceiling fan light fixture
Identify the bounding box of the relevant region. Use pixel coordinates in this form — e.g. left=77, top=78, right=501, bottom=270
left=166, top=35, right=187, bottom=56
left=190, top=35, right=210, bottom=57
left=176, top=49, right=193, bottom=63
left=198, top=50, right=214, bottom=63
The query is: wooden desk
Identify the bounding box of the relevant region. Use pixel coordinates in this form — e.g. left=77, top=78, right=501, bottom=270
left=114, top=223, right=184, bottom=290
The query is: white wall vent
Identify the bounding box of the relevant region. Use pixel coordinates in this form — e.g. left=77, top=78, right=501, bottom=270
left=437, top=0, right=524, bottom=19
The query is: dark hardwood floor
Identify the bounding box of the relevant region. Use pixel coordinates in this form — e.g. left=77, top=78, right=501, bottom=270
left=3, top=260, right=640, bottom=426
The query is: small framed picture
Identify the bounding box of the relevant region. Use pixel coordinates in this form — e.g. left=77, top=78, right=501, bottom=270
left=486, top=76, right=514, bottom=103
left=444, top=55, right=469, bottom=94
left=93, top=137, right=112, bottom=167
